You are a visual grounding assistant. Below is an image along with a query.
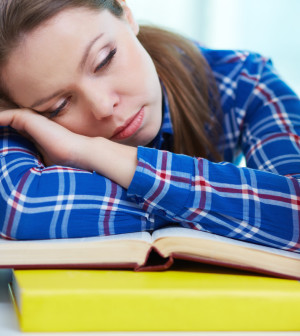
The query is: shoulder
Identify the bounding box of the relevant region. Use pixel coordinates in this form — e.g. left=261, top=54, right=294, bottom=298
left=191, top=42, right=287, bottom=102
left=195, top=43, right=268, bottom=66
left=193, top=42, right=273, bottom=81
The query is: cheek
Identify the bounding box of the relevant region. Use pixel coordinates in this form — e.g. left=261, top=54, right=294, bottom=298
left=53, top=112, right=88, bottom=135
left=121, top=42, right=158, bottom=92
left=53, top=116, right=79, bottom=134
left=139, top=54, right=161, bottom=103
left=138, top=53, right=158, bottom=89
left=56, top=110, right=111, bottom=138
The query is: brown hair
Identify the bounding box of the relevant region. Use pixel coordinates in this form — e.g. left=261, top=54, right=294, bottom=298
left=0, top=0, right=222, bottom=161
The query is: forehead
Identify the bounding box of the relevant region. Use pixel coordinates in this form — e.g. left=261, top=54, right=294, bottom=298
left=2, top=8, right=119, bottom=106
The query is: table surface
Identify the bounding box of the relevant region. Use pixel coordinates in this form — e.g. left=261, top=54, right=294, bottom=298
left=1, top=268, right=299, bottom=336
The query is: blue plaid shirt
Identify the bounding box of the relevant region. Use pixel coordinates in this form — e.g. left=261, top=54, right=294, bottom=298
left=1, top=46, right=300, bottom=253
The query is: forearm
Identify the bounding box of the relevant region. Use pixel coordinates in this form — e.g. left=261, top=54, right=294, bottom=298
left=0, top=108, right=138, bottom=189
left=127, top=146, right=300, bottom=252
left=0, top=127, right=157, bottom=240
left=80, top=137, right=138, bottom=189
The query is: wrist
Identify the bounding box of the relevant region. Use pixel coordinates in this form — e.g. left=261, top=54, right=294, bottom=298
left=83, top=137, right=138, bottom=189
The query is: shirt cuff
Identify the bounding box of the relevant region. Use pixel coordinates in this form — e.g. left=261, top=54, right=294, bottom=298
left=127, top=146, right=194, bottom=219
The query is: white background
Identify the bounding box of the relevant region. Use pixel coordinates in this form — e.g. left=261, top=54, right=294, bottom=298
left=127, top=0, right=300, bottom=95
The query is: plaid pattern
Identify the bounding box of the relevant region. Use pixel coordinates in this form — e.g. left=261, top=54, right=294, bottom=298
left=1, top=47, right=300, bottom=252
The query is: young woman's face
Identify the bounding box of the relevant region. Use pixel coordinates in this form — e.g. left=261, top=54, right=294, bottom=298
left=2, top=6, right=163, bottom=147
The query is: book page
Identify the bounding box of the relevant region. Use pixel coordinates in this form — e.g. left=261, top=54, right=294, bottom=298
left=152, top=226, right=300, bottom=260
left=0, top=231, right=152, bottom=246
left=0, top=231, right=153, bottom=267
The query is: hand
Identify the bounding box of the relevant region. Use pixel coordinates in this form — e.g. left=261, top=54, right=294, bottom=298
left=0, top=107, right=88, bottom=168
left=0, top=107, right=138, bottom=188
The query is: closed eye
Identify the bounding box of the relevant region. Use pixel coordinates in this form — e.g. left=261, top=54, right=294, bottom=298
left=48, top=98, right=69, bottom=118
left=94, top=47, right=117, bottom=73
left=39, top=96, right=71, bottom=119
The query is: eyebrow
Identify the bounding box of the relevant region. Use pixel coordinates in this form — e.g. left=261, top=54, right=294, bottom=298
left=29, top=33, right=104, bottom=109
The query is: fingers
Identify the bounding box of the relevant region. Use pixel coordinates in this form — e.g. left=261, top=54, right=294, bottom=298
left=0, top=108, right=25, bottom=130
left=0, top=106, right=86, bottom=168
left=0, top=108, right=17, bottom=127
left=0, top=107, right=39, bottom=131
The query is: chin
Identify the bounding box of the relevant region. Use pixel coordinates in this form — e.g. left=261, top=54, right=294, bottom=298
left=115, top=134, right=156, bottom=148
left=136, top=130, right=159, bottom=147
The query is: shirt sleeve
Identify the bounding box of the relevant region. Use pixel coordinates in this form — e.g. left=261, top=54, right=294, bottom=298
left=127, top=54, right=300, bottom=253
left=0, top=127, right=165, bottom=240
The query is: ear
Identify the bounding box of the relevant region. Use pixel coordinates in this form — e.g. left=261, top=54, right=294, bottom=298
left=117, top=0, right=139, bottom=35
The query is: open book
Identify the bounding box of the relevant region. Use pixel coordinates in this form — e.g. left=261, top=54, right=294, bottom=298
left=1, top=226, right=300, bottom=279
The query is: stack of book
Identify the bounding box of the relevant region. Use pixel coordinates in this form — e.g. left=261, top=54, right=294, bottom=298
left=1, top=226, right=300, bottom=331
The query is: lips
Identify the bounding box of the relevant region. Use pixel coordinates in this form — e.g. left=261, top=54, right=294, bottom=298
left=111, top=107, right=145, bottom=140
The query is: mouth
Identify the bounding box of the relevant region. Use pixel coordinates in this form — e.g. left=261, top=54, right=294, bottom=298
left=111, top=107, right=145, bottom=140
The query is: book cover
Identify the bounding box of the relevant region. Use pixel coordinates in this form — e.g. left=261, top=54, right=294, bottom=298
left=9, top=265, right=300, bottom=332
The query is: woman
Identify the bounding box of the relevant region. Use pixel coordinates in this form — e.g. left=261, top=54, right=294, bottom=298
left=0, top=0, right=299, bottom=252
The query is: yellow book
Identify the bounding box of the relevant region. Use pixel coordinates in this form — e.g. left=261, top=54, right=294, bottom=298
left=9, top=265, right=300, bottom=332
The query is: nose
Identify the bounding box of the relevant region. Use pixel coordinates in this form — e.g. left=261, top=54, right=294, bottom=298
left=82, top=83, right=119, bottom=120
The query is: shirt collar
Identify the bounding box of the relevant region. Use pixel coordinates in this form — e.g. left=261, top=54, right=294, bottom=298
left=160, top=86, right=173, bottom=136
left=148, top=85, right=174, bottom=150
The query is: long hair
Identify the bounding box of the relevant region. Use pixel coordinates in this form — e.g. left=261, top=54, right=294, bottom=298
left=0, top=0, right=222, bottom=161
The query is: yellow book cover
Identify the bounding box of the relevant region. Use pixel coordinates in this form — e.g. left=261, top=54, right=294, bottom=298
left=9, top=265, right=300, bottom=332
